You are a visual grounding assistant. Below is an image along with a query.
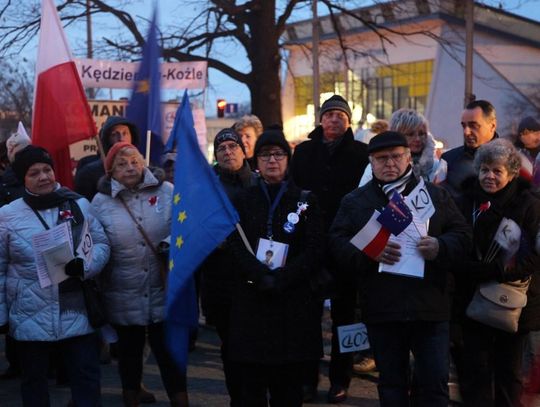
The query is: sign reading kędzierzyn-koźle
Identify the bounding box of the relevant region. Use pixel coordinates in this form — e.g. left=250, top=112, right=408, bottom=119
left=74, top=58, right=207, bottom=90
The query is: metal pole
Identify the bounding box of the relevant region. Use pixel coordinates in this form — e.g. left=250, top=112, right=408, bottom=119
left=464, top=0, right=474, bottom=107
left=312, top=0, right=320, bottom=125
left=86, top=0, right=95, bottom=99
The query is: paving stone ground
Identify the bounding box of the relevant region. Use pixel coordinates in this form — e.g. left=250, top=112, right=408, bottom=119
left=1, top=317, right=540, bottom=406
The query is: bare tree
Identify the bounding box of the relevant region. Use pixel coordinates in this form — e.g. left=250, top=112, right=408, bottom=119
left=0, top=1, right=528, bottom=126
left=0, top=59, right=33, bottom=139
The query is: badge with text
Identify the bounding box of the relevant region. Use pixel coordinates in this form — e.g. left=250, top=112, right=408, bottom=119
left=337, top=322, right=370, bottom=353
left=404, top=178, right=434, bottom=223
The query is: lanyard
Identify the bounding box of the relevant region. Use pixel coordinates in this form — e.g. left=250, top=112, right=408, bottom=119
left=260, top=179, right=288, bottom=239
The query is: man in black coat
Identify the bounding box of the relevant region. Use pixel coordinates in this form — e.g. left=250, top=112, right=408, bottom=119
left=74, top=116, right=140, bottom=201
left=330, top=131, right=472, bottom=407
left=199, top=128, right=257, bottom=406
left=442, top=99, right=498, bottom=204
left=290, top=95, right=369, bottom=403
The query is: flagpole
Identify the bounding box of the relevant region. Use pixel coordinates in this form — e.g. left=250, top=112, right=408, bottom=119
left=145, top=130, right=152, bottom=166
left=235, top=223, right=254, bottom=255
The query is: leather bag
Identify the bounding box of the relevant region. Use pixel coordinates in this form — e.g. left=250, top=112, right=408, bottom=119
left=466, top=279, right=530, bottom=333
left=81, top=279, right=107, bottom=329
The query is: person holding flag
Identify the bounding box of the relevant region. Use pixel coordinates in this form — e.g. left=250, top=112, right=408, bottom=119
left=453, top=138, right=540, bottom=407
left=330, top=131, right=471, bottom=407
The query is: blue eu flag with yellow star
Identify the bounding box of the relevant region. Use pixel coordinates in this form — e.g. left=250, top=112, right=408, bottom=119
left=165, top=91, right=239, bottom=373
left=126, top=6, right=163, bottom=165
left=377, top=190, right=413, bottom=236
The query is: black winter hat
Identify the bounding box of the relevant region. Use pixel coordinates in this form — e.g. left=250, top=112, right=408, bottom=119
left=253, top=126, right=292, bottom=163
left=213, top=128, right=246, bottom=158
left=320, top=95, right=352, bottom=122
left=367, top=131, right=408, bottom=154
left=12, top=145, right=54, bottom=181
left=518, top=116, right=540, bottom=135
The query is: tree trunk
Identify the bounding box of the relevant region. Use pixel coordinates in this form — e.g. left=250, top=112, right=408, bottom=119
left=246, top=1, right=282, bottom=128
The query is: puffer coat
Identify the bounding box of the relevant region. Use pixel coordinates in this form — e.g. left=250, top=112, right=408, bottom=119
left=0, top=196, right=110, bottom=341
left=91, top=168, right=173, bottom=326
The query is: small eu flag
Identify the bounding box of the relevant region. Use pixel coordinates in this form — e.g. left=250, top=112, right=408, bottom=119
left=377, top=190, right=413, bottom=236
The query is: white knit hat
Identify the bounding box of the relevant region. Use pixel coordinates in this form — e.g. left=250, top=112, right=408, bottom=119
left=6, top=122, right=31, bottom=163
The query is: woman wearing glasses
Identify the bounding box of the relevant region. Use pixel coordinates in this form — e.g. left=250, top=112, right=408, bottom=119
left=359, top=108, right=447, bottom=187
left=228, top=128, right=324, bottom=406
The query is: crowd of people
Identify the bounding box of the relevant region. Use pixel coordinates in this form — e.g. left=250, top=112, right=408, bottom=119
left=0, top=94, right=540, bottom=407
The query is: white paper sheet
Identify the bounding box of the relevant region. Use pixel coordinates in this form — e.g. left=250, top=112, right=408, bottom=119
left=31, top=222, right=73, bottom=288
left=378, top=218, right=427, bottom=278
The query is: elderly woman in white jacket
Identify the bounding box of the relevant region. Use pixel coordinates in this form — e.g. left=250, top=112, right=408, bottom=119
left=91, top=142, right=187, bottom=407
left=0, top=145, right=110, bottom=406
left=359, top=108, right=447, bottom=186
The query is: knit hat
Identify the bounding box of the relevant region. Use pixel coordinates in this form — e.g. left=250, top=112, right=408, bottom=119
left=12, top=145, right=54, bottom=181
left=6, top=128, right=32, bottom=163
left=367, top=131, right=409, bottom=154
left=104, top=141, right=138, bottom=173
left=253, top=127, right=292, bottom=163
left=213, top=128, right=245, bottom=157
left=518, top=116, right=540, bottom=135
left=320, top=95, right=352, bottom=122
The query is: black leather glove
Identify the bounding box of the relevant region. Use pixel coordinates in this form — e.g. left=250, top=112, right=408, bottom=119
left=65, top=257, right=84, bottom=278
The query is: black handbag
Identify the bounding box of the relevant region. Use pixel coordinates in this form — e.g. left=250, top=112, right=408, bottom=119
left=81, top=279, right=107, bottom=329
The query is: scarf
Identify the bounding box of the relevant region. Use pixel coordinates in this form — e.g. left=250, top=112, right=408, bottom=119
left=374, top=166, right=414, bottom=198
left=23, top=184, right=82, bottom=210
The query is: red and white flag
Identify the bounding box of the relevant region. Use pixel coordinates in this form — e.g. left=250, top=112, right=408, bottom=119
left=32, top=0, right=96, bottom=188
left=350, top=210, right=391, bottom=259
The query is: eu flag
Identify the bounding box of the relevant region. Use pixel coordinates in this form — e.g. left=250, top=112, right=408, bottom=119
left=377, top=190, right=413, bottom=236
left=126, top=6, right=163, bottom=165
left=166, top=91, right=240, bottom=373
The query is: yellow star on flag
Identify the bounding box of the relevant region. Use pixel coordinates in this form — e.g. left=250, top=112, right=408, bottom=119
left=176, top=236, right=184, bottom=248
left=174, top=193, right=181, bottom=205
left=136, top=79, right=150, bottom=94
left=178, top=211, right=187, bottom=223
left=169, top=259, right=174, bottom=271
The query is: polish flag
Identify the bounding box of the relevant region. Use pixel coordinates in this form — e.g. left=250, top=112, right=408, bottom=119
left=350, top=210, right=391, bottom=259
left=32, top=0, right=96, bottom=188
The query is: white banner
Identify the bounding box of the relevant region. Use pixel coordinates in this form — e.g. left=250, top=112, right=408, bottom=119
left=74, top=58, right=207, bottom=89
left=69, top=100, right=208, bottom=162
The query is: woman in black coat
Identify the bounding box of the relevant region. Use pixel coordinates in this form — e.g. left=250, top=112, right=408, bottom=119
left=229, top=128, right=324, bottom=406
left=456, top=138, right=540, bottom=407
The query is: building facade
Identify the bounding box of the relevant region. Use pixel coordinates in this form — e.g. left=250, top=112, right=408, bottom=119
left=282, top=0, right=540, bottom=148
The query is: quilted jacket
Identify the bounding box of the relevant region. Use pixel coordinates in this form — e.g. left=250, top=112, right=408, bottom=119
left=91, top=168, right=173, bottom=326
left=0, top=196, right=110, bottom=341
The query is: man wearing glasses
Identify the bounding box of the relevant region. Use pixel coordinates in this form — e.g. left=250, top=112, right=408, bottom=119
left=290, top=95, right=369, bottom=403
left=74, top=116, right=140, bottom=200
left=330, top=131, right=471, bottom=407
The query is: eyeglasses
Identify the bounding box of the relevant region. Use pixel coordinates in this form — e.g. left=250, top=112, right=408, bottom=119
left=216, top=143, right=240, bottom=153
left=371, top=152, right=407, bottom=165
left=404, top=131, right=427, bottom=139
left=257, top=152, right=288, bottom=161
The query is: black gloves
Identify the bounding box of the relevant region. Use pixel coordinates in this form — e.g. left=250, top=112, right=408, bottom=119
left=65, top=258, right=85, bottom=278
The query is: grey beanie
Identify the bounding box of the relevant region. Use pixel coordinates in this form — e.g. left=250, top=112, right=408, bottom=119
left=320, top=95, right=352, bottom=122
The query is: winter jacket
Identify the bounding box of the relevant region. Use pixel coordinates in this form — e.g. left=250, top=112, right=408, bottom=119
left=91, top=168, right=173, bottom=326
left=228, top=180, right=324, bottom=364
left=74, top=116, right=141, bottom=201
left=0, top=196, right=110, bottom=341
left=0, top=167, right=24, bottom=207
left=329, top=176, right=472, bottom=323
left=454, top=177, right=540, bottom=332
left=290, top=126, right=369, bottom=233
left=199, top=162, right=258, bottom=320
left=359, top=133, right=447, bottom=187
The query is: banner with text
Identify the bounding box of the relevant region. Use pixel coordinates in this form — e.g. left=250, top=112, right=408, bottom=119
left=70, top=100, right=208, bottom=162
left=74, top=58, right=207, bottom=89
